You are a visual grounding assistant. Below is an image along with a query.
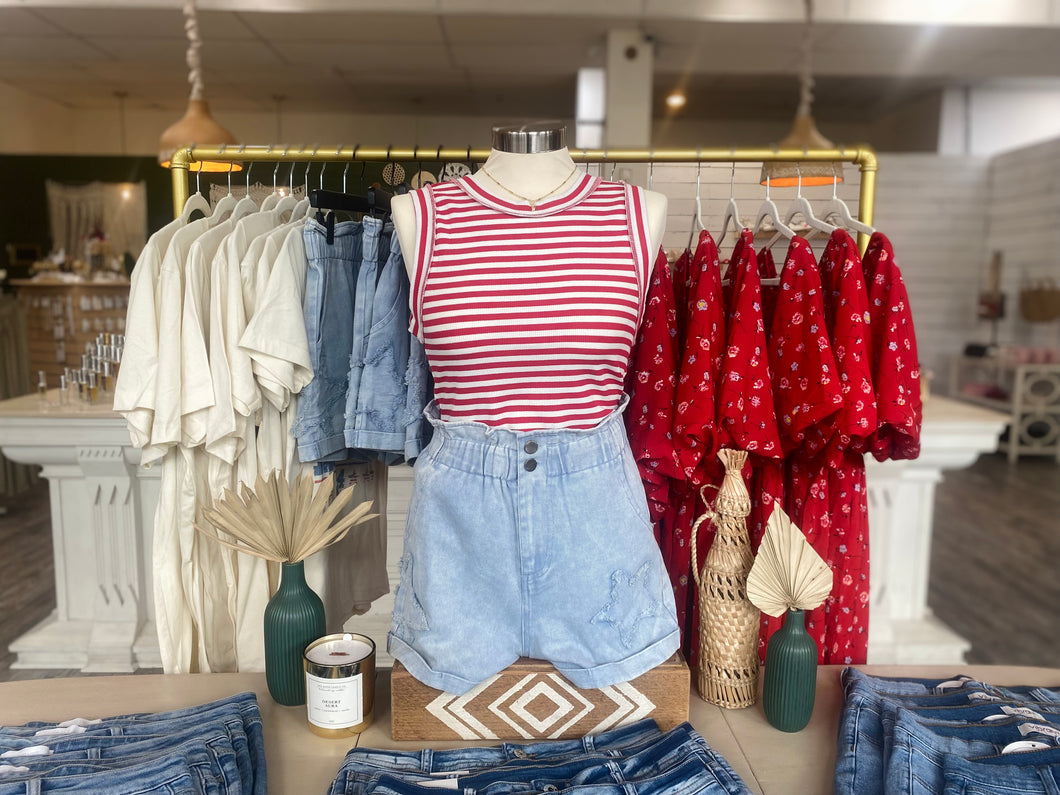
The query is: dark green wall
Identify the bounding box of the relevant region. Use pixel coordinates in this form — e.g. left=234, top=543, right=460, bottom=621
left=0, top=155, right=173, bottom=280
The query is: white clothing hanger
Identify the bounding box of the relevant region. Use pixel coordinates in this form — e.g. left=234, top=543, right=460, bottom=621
left=753, top=171, right=796, bottom=241
left=782, top=164, right=837, bottom=236
left=291, top=159, right=314, bottom=220
left=230, top=156, right=260, bottom=221
left=272, top=160, right=299, bottom=221
left=716, top=162, right=744, bottom=249
left=205, top=158, right=238, bottom=226
left=762, top=164, right=835, bottom=250
left=179, top=165, right=211, bottom=222
left=820, top=163, right=874, bottom=236
left=259, top=148, right=284, bottom=212
left=686, top=162, right=704, bottom=252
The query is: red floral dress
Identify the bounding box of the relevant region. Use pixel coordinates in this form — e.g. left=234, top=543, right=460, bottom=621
left=796, top=229, right=876, bottom=664
left=709, top=229, right=782, bottom=660
left=668, top=232, right=726, bottom=656
left=716, top=230, right=781, bottom=459
left=625, top=250, right=682, bottom=525
left=757, top=236, right=843, bottom=658
left=862, top=232, right=922, bottom=461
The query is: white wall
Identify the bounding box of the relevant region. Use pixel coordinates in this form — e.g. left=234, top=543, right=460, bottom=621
left=873, top=154, right=992, bottom=388
left=939, top=84, right=1060, bottom=157
left=982, top=137, right=1060, bottom=351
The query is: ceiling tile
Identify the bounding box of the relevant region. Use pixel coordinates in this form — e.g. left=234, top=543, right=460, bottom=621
left=451, top=44, right=592, bottom=74
left=0, top=8, right=67, bottom=36
left=271, top=41, right=452, bottom=70
left=87, top=37, right=283, bottom=68
left=33, top=8, right=184, bottom=38
left=441, top=0, right=641, bottom=16
left=237, top=11, right=445, bottom=43
left=440, top=15, right=614, bottom=44
left=0, top=36, right=109, bottom=62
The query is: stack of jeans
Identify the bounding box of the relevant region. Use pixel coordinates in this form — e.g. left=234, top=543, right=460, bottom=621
left=835, top=668, right=1060, bottom=794
left=0, top=692, right=265, bottom=794
left=328, top=719, right=750, bottom=795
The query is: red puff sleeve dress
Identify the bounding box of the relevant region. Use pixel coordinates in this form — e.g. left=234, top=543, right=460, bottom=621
left=805, top=229, right=877, bottom=664
left=625, top=250, right=682, bottom=527
left=668, top=232, right=726, bottom=652
left=758, top=236, right=843, bottom=659
left=862, top=232, right=922, bottom=462
left=709, top=230, right=783, bottom=660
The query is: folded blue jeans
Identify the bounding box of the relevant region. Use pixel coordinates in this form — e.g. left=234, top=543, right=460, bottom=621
left=332, top=723, right=706, bottom=795
left=0, top=743, right=211, bottom=795
left=836, top=671, right=1060, bottom=795
left=368, top=754, right=749, bottom=795
left=886, top=707, right=1060, bottom=795
left=0, top=693, right=264, bottom=795
left=334, top=718, right=663, bottom=781
left=0, top=720, right=244, bottom=795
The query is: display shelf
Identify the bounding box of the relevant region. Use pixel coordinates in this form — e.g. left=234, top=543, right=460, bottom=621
left=949, top=355, right=1060, bottom=463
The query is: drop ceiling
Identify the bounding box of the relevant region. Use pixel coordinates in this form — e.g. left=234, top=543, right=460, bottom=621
left=2, top=1, right=1060, bottom=121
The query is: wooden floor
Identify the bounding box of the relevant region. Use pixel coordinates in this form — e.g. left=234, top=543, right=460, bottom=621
left=0, top=452, right=1056, bottom=682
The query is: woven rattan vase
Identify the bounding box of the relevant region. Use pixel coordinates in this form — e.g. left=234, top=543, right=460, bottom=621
left=690, top=448, right=761, bottom=708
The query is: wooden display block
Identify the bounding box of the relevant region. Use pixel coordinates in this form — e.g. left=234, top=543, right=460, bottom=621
left=391, top=654, right=689, bottom=741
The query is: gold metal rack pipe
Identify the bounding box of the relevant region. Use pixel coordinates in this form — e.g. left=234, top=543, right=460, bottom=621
left=170, top=145, right=878, bottom=251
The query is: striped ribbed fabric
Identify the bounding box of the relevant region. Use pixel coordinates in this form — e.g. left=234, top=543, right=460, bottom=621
left=410, top=173, right=653, bottom=430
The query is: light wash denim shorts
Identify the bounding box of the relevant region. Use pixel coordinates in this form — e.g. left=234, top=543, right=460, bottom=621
left=387, top=397, right=681, bottom=694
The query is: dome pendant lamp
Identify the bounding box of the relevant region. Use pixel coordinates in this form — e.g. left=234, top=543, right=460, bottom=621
left=158, top=0, right=239, bottom=172
left=761, top=0, right=841, bottom=187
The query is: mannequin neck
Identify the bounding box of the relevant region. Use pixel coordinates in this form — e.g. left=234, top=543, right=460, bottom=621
left=473, top=148, right=580, bottom=205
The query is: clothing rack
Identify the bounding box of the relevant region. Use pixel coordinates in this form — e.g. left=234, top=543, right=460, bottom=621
left=169, top=145, right=879, bottom=252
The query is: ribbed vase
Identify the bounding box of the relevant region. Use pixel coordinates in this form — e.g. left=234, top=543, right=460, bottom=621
left=762, top=608, right=818, bottom=732
left=264, top=561, right=326, bottom=706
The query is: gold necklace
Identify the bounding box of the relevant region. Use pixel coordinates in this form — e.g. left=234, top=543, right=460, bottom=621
left=478, top=164, right=580, bottom=211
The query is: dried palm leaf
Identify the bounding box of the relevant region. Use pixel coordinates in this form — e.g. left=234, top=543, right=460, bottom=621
left=747, top=505, right=833, bottom=618
left=195, top=469, right=377, bottom=564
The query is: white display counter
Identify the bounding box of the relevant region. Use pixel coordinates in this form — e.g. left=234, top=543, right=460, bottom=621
left=0, top=393, right=1005, bottom=672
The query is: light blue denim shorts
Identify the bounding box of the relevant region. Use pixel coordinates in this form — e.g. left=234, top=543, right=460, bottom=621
left=387, top=398, right=680, bottom=694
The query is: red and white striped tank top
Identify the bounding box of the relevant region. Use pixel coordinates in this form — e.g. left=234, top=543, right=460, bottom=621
left=409, top=172, right=653, bottom=430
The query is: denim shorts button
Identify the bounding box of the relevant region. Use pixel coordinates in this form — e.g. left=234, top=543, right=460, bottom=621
left=524, top=440, right=538, bottom=454
left=513, top=750, right=529, bottom=759
left=524, top=459, right=537, bottom=472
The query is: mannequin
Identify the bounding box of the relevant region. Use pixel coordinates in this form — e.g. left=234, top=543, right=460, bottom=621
left=391, top=125, right=667, bottom=280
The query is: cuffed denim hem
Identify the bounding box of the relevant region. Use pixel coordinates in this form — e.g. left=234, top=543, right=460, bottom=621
left=388, top=634, right=516, bottom=696
left=297, top=433, right=349, bottom=463
left=345, top=428, right=406, bottom=457
left=555, top=630, right=681, bottom=691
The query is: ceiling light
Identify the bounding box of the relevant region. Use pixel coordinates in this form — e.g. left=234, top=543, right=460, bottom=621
left=158, top=0, right=239, bottom=172
left=761, top=0, right=841, bottom=187
left=665, top=91, right=687, bottom=109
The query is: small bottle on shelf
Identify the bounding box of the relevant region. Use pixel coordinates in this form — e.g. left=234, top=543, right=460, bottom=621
left=37, top=371, right=48, bottom=406
left=59, top=375, right=69, bottom=407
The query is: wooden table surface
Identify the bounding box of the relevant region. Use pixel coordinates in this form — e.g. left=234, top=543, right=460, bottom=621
left=1, top=665, right=1058, bottom=794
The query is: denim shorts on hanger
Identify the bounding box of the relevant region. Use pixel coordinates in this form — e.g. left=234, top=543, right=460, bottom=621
left=294, top=217, right=362, bottom=462
left=387, top=396, right=680, bottom=695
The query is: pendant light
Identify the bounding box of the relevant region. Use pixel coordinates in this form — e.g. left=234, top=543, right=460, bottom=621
left=761, top=0, right=841, bottom=187
left=158, top=0, right=239, bottom=172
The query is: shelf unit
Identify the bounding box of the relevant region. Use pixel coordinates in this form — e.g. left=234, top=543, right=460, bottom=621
left=949, top=355, right=1060, bottom=463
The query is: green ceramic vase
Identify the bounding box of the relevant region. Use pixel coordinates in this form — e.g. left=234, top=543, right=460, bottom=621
left=762, top=608, right=818, bottom=732
left=263, top=561, right=326, bottom=706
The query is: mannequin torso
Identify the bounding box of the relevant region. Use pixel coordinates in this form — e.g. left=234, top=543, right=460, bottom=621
left=391, top=148, right=668, bottom=280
